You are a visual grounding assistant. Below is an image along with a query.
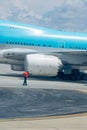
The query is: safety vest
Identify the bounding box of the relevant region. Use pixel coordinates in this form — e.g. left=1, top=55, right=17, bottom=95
left=23, top=71, right=29, bottom=78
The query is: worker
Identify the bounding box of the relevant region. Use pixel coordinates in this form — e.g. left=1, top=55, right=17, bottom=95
left=23, top=71, right=29, bottom=86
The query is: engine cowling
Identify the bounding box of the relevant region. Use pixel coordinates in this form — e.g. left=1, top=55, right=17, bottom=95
left=25, top=54, right=63, bottom=76
left=11, top=65, right=24, bottom=71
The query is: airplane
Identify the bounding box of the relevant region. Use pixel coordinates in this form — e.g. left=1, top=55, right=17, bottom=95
left=0, top=20, right=87, bottom=80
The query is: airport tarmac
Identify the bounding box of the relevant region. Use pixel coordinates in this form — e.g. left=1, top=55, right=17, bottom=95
left=1, top=64, right=87, bottom=92
left=0, top=64, right=87, bottom=130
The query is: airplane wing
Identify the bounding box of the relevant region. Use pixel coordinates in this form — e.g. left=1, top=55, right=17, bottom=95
left=2, top=48, right=87, bottom=60
left=2, top=48, right=38, bottom=60
left=50, top=49, right=87, bottom=56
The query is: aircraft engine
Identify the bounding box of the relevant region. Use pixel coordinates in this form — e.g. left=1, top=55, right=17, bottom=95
left=25, top=54, right=63, bottom=76
left=11, top=65, right=24, bottom=71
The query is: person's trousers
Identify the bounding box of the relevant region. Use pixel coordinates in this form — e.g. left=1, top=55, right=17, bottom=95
left=23, top=77, right=27, bottom=85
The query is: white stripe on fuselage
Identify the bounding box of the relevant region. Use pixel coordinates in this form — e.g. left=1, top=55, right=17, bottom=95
left=1, top=23, right=87, bottom=40
left=42, top=34, right=87, bottom=40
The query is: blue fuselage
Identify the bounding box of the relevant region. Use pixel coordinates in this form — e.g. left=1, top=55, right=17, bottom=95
left=0, top=20, right=87, bottom=50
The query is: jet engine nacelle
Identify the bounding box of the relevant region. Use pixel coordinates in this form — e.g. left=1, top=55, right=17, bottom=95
left=25, top=54, right=63, bottom=76
left=11, top=65, right=24, bottom=71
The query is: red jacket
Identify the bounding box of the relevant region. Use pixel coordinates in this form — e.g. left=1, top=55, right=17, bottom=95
left=23, top=71, right=29, bottom=78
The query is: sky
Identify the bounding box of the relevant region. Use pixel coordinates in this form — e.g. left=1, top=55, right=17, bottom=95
left=0, top=0, right=87, bottom=32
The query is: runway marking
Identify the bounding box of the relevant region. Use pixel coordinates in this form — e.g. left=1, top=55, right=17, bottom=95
left=0, top=112, right=87, bottom=122
left=4, top=128, right=57, bottom=130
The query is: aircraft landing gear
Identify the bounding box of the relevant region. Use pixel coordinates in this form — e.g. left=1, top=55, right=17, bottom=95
left=58, top=69, right=84, bottom=81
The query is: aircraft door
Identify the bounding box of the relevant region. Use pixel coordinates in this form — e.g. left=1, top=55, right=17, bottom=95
left=58, top=41, right=65, bottom=48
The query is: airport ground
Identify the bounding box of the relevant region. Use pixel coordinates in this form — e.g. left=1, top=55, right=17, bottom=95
left=0, top=64, right=87, bottom=130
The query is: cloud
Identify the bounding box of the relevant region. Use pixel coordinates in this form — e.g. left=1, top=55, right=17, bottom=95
left=42, top=0, right=87, bottom=32
left=0, top=0, right=87, bottom=32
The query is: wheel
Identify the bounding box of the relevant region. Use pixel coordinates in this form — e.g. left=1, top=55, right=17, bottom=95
left=58, top=69, right=85, bottom=81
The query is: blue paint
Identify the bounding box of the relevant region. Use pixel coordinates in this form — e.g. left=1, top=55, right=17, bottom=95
left=0, top=20, right=87, bottom=50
